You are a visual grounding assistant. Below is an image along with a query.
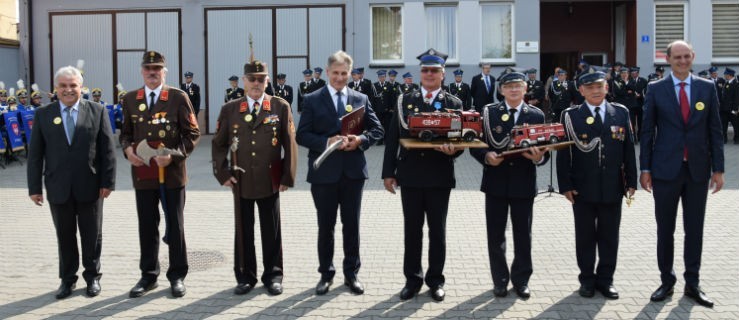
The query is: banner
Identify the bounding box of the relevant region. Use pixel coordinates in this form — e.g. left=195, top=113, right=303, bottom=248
left=20, top=110, right=35, bottom=144
left=3, top=113, right=25, bottom=152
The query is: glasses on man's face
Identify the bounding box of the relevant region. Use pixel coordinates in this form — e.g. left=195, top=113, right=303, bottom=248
left=247, top=76, right=267, bottom=83
left=421, top=68, right=441, bottom=74
left=144, top=66, right=163, bottom=71
left=502, top=84, right=525, bottom=91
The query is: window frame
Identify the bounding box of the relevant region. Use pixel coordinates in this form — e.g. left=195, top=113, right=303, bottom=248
left=479, top=2, right=515, bottom=65
left=425, top=3, right=459, bottom=64
left=369, top=4, right=404, bottom=65
left=711, top=0, right=739, bottom=63
left=653, top=1, right=688, bottom=64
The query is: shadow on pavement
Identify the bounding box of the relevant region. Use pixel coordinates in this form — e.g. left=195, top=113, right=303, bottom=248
left=531, top=291, right=606, bottom=319
left=142, top=289, right=250, bottom=319
left=45, top=290, right=168, bottom=319
left=432, top=289, right=516, bottom=319
left=346, top=294, right=426, bottom=319
left=239, top=288, right=337, bottom=319
left=0, top=291, right=56, bottom=317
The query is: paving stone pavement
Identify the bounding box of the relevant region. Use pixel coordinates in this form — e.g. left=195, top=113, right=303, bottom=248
left=0, top=133, right=737, bottom=319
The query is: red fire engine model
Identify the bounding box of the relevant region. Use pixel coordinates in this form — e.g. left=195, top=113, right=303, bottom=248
left=407, top=110, right=483, bottom=142
left=509, top=123, right=566, bottom=148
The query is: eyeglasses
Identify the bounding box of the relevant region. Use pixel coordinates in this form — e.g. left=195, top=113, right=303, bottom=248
left=421, top=68, right=442, bottom=74
left=144, top=66, right=163, bottom=71
left=246, top=76, right=267, bottom=83
left=502, top=84, right=525, bottom=90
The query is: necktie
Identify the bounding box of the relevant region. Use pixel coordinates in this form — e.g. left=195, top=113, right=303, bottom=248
left=252, top=101, right=260, bottom=118
left=485, top=76, right=491, bottom=93
left=509, top=108, right=518, bottom=124
left=594, top=106, right=603, bottom=128
left=64, top=106, right=75, bottom=143
left=336, top=91, right=345, bottom=117
left=149, top=91, right=156, bottom=109
left=425, top=92, right=433, bottom=104
left=679, top=82, right=689, bottom=158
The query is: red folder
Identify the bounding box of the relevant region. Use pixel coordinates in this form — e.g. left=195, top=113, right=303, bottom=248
left=341, top=106, right=365, bottom=135
left=133, top=140, right=163, bottom=181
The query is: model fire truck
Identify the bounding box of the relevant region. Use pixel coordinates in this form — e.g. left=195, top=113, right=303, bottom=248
left=509, top=123, right=566, bottom=148
left=407, top=110, right=482, bottom=142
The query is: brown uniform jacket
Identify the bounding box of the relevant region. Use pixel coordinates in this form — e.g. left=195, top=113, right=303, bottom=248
left=212, top=94, right=297, bottom=199
left=119, top=85, right=200, bottom=189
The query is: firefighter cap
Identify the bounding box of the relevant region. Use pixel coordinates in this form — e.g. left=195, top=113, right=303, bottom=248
left=577, top=71, right=607, bottom=87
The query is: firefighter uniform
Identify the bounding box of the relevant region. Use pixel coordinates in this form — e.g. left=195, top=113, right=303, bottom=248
left=556, top=71, right=637, bottom=299
left=297, top=69, right=313, bottom=113
left=470, top=72, right=549, bottom=298
left=548, top=70, right=577, bottom=121
left=719, top=68, right=739, bottom=143
left=399, top=73, right=420, bottom=95
left=382, top=49, right=464, bottom=302
left=448, top=69, right=472, bottom=110
left=226, top=76, right=245, bottom=102
left=212, top=60, right=297, bottom=294
left=273, top=73, right=293, bottom=105
left=524, top=69, right=545, bottom=108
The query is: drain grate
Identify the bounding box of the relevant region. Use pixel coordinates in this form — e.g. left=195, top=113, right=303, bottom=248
left=161, top=249, right=227, bottom=272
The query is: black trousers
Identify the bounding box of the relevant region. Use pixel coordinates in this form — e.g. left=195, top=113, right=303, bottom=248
left=653, top=162, right=709, bottom=287
left=310, top=176, right=365, bottom=280
left=572, top=200, right=622, bottom=288
left=400, top=187, right=451, bottom=289
left=378, top=111, right=392, bottom=142
left=630, top=106, right=643, bottom=141
left=234, top=193, right=283, bottom=286
left=720, top=111, right=739, bottom=142
left=485, top=195, right=534, bottom=287
left=135, top=187, right=188, bottom=282
left=49, top=198, right=103, bottom=284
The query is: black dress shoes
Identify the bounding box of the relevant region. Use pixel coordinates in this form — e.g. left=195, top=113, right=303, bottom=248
left=596, top=284, right=619, bottom=299
left=86, top=279, right=101, bottom=297
left=493, top=285, right=508, bottom=297
left=55, top=282, right=76, bottom=299
left=399, top=286, right=421, bottom=300
left=578, top=285, right=595, bottom=298
left=315, top=279, right=332, bottom=295
left=650, top=284, right=674, bottom=302
left=430, top=286, right=445, bottom=302
left=129, top=279, right=158, bottom=298
left=514, top=285, right=530, bottom=299
left=234, top=283, right=254, bottom=295
left=684, top=285, right=714, bottom=308
left=170, top=279, right=186, bottom=297
left=344, top=278, right=365, bottom=295
left=266, top=282, right=283, bottom=296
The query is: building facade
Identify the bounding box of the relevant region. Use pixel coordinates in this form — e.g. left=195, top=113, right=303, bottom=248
left=18, top=0, right=739, bottom=133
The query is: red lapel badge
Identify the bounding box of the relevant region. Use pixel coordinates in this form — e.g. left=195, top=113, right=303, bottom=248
left=136, top=89, right=144, bottom=100
left=160, top=90, right=169, bottom=101
left=262, top=100, right=271, bottom=112
left=239, top=102, right=248, bottom=113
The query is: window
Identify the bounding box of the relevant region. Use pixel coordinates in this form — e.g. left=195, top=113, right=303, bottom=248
left=654, top=3, right=687, bottom=61
left=712, top=2, right=739, bottom=62
left=426, top=5, right=457, bottom=61
left=480, top=3, right=513, bottom=62
left=371, top=6, right=403, bottom=62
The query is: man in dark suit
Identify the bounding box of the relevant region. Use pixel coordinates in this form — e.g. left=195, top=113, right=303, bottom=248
left=399, top=73, right=419, bottom=94
left=557, top=70, right=637, bottom=300
left=298, top=69, right=313, bottom=113
left=524, top=68, right=545, bottom=108
left=296, top=51, right=383, bottom=296
left=311, top=67, right=327, bottom=92
left=640, top=41, right=724, bottom=308
left=470, top=63, right=496, bottom=112
left=373, top=70, right=395, bottom=145
left=212, top=59, right=297, bottom=296
left=548, top=69, right=577, bottom=121
left=27, top=66, right=116, bottom=299
left=226, top=75, right=245, bottom=102
left=120, top=51, right=201, bottom=298
left=708, top=66, right=725, bottom=99
left=273, top=73, right=293, bottom=105
left=719, top=68, right=739, bottom=143
left=448, top=69, right=471, bottom=110
left=181, top=71, right=201, bottom=116
left=382, top=49, right=464, bottom=302
left=470, top=72, right=548, bottom=299
left=630, top=67, right=648, bottom=142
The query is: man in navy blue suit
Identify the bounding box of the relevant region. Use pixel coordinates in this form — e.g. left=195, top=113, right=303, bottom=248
left=640, top=40, right=724, bottom=308
left=296, top=50, right=383, bottom=296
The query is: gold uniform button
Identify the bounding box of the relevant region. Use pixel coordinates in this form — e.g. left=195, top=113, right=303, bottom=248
left=252, top=130, right=256, bottom=134
left=147, top=132, right=152, bottom=136
left=251, top=141, right=256, bottom=145
left=251, top=152, right=256, bottom=156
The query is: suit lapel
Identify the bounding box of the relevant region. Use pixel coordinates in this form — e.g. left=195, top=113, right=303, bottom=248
left=49, top=102, right=69, bottom=144
left=72, top=100, right=88, bottom=145
left=320, top=86, right=339, bottom=117
left=662, top=78, right=684, bottom=126
left=603, top=102, right=616, bottom=130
